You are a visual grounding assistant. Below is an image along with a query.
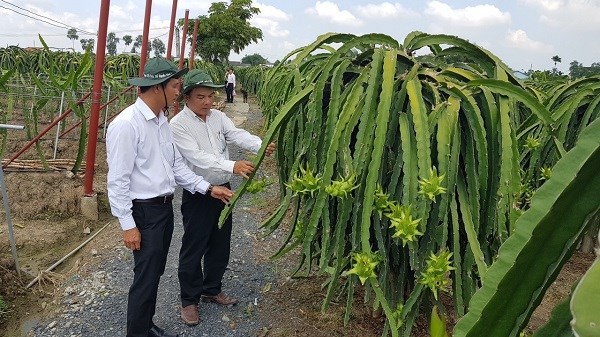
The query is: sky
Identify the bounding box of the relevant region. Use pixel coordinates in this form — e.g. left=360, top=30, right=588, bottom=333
left=1, top=0, right=599, bottom=74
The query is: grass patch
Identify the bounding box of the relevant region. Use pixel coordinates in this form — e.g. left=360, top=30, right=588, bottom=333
left=0, top=295, right=9, bottom=322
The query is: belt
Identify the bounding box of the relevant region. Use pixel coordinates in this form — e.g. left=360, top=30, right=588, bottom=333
left=132, top=194, right=174, bottom=204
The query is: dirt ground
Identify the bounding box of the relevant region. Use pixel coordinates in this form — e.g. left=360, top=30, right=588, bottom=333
left=0, top=96, right=595, bottom=337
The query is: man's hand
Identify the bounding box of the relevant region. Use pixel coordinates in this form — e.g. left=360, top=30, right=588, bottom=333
left=233, top=160, right=255, bottom=179
left=265, top=142, right=276, bottom=156
left=123, top=228, right=141, bottom=251
left=211, top=185, right=233, bottom=203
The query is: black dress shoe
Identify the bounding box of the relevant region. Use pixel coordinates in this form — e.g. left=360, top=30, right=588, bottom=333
left=148, top=324, right=179, bottom=337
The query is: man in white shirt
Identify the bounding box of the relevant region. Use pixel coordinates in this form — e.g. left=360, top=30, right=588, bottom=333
left=170, top=69, right=275, bottom=326
left=225, top=68, right=236, bottom=103
left=106, top=58, right=233, bottom=337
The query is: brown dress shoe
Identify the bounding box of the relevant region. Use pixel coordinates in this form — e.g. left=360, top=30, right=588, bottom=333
left=180, top=304, right=199, bottom=326
left=201, top=292, right=238, bottom=305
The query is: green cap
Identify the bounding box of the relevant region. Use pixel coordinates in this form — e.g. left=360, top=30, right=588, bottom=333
left=182, top=69, right=225, bottom=95
left=128, top=57, right=188, bottom=87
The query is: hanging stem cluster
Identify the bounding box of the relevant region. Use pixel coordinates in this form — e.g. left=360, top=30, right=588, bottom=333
left=219, top=31, right=525, bottom=336
left=218, top=31, right=600, bottom=336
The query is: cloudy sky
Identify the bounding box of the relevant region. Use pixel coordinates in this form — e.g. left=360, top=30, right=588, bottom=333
left=1, top=0, right=599, bottom=73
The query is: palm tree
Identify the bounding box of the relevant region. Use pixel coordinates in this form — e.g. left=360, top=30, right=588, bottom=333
left=122, top=35, right=133, bottom=53
left=67, top=28, right=79, bottom=51
left=552, top=55, right=562, bottom=67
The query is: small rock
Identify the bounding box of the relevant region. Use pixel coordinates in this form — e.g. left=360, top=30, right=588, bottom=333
left=47, top=321, right=57, bottom=329
left=222, top=314, right=230, bottom=322
left=91, top=249, right=98, bottom=256
left=83, top=227, right=91, bottom=234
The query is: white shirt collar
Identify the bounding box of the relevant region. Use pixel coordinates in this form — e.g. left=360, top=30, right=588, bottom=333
left=183, top=104, right=213, bottom=122
left=135, top=97, right=167, bottom=123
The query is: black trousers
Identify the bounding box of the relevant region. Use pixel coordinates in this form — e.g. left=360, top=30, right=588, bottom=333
left=225, top=83, right=234, bottom=103
left=178, top=186, right=233, bottom=307
left=126, top=202, right=174, bottom=337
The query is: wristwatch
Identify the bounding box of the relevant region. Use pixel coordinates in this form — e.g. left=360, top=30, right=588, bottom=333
left=207, top=184, right=214, bottom=193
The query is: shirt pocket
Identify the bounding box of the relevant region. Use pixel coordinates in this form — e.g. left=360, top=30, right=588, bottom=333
left=216, top=131, right=227, bottom=154
left=160, top=141, right=175, bottom=167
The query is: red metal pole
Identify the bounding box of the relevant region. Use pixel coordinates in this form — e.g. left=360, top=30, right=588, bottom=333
left=179, top=10, right=190, bottom=70
left=139, top=0, right=152, bottom=76
left=2, top=92, right=91, bottom=169
left=173, top=9, right=189, bottom=115
left=166, top=0, right=178, bottom=60
left=83, top=0, right=110, bottom=196
left=189, top=18, right=199, bottom=69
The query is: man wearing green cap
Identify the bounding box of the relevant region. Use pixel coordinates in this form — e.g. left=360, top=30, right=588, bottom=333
left=170, top=69, right=275, bottom=326
left=106, top=58, right=233, bottom=337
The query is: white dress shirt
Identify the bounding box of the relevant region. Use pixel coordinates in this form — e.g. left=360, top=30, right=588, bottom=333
left=106, top=98, right=211, bottom=230
left=170, top=105, right=262, bottom=185
left=226, top=73, right=236, bottom=85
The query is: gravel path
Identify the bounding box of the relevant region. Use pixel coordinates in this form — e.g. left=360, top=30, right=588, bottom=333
left=26, top=107, right=278, bottom=337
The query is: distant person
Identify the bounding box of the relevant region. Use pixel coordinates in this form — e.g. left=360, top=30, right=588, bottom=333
left=225, top=68, right=235, bottom=103
left=106, top=58, right=233, bottom=337
left=240, top=85, right=248, bottom=103
left=170, top=69, right=276, bottom=326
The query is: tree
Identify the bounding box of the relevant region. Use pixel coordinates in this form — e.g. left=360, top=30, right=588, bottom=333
left=67, top=28, right=79, bottom=50
left=526, top=68, right=567, bottom=82
left=184, top=0, right=263, bottom=64
left=80, top=38, right=95, bottom=51
left=131, top=35, right=143, bottom=53
left=122, top=34, right=133, bottom=52
left=107, top=32, right=120, bottom=56
left=151, top=38, right=166, bottom=57
left=130, top=35, right=151, bottom=56
left=552, top=55, right=562, bottom=67
left=569, top=60, right=600, bottom=79
left=241, top=53, right=267, bottom=65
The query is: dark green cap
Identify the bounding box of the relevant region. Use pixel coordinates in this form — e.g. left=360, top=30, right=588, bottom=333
left=182, top=69, right=224, bottom=95
left=128, top=57, right=188, bottom=87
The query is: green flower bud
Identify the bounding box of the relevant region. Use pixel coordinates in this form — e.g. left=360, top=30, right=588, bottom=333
left=385, top=203, right=423, bottom=246
left=418, top=249, right=455, bottom=300
left=285, top=165, right=322, bottom=196
left=246, top=177, right=272, bottom=194
left=418, top=166, right=447, bottom=202
left=525, top=134, right=541, bottom=151
left=325, top=173, right=358, bottom=199
left=540, top=166, right=552, bottom=181
left=373, top=184, right=392, bottom=219
left=343, top=251, right=382, bottom=285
